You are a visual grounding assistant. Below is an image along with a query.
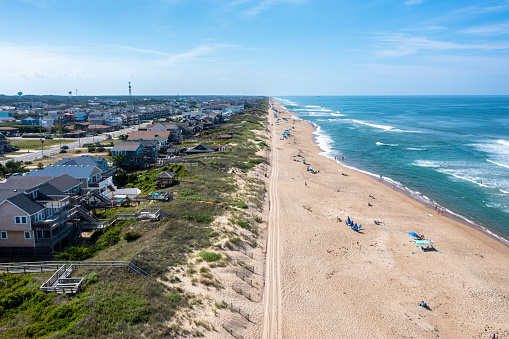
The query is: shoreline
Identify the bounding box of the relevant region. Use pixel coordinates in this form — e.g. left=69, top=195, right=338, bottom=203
left=289, top=108, right=509, bottom=248
left=267, top=97, right=509, bottom=337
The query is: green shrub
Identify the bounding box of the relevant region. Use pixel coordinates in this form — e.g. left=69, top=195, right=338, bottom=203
left=235, top=201, right=248, bottom=209
left=166, top=293, right=182, bottom=303
left=83, top=273, right=99, bottom=285
left=181, top=211, right=213, bottom=224
left=236, top=220, right=250, bottom=229
left=124, top=231, right=142, bottom=242
left=197, top=251, right=222, bottom=262
left=54, top=246, right=95, bottom=261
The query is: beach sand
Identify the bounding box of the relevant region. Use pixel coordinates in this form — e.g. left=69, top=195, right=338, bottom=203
left=262, top=98, right=509, bottom=338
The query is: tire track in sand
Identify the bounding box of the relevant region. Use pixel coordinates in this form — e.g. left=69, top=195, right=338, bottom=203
left=262, top=112, right=282, bottom=339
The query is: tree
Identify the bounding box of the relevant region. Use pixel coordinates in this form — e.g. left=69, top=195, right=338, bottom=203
left=112, top=153, right=126, bottom=169
left=50, top=123, right=67, bottom=134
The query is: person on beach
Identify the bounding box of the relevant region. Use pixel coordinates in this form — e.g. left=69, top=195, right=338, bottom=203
left=305, top=182, right=307, bottom=187
left=379, top=174, right=383, bottom=182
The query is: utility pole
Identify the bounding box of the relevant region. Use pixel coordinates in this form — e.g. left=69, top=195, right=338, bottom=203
left=39, top=122, right=44, bottom=158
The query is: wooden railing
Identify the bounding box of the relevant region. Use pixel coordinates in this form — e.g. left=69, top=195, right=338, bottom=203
left=0, top=261, right=151, bottom=277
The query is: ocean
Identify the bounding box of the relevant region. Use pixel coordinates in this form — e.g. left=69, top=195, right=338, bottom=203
left=276, top=96, right=509, bottom=245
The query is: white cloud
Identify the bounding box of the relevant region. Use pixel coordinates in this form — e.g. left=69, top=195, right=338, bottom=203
left=373, top=33, right=508, bottom=57
left=0, top=41, right=257, bottom=95
left=461, top=22, right=509, bottom=36
left=112, top=45, right=173, bottom=56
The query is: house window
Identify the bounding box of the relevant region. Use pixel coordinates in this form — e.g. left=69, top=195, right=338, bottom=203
left=1, top=231, right=7, bottom=239
left=24, top=231, right=31, bottom=239
left=15, top=216, right=27, bottom=224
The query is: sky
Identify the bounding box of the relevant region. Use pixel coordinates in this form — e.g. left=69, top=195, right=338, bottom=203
left=1, top=0, right=509, bottom=96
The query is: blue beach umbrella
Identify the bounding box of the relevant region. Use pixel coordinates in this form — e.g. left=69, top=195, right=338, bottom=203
left=408, top=232, right=420, bottom=238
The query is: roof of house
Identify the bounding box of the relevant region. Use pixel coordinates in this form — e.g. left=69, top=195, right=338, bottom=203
left=127, top=131, right=170, bottom=140
left=0, top=176, right=55, bottom=190
left=35, top=183, right=66, bottom=200
left=87, top=124, right=111, bottom=129
left=155, top=171, right=176, bottom=179
left=111, top=142, right=143, bottom=152
left=7, top=193, right=44, bottom=214
left=186, top=142, right=216, bottom=153
left=46, top=174, right=82, bottom=192
left=27, top=165, right=102, bottom=179
left=53, top=155, right=108, bottom=170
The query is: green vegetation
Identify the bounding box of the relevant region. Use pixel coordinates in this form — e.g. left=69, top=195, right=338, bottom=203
left=0, top=160, right=29, bottom=176
left=54, top=220, right=132, bottom=261
left=197, top=251, right=222, bottom=262
left=124, top=231, right=142, bottom=242
left=235, top=201, right=248, bottom=209
left=236, top=220, right=250, bottom=229
left=0, top=273, right=84, bottom=338
left=118, top=164, right=189, bottom=194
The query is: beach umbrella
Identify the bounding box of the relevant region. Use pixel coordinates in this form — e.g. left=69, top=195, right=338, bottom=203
left=408, top=232, right=420, bottom=238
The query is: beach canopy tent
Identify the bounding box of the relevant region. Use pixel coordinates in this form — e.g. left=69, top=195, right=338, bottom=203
left=408, top=239, right=441, bottom=254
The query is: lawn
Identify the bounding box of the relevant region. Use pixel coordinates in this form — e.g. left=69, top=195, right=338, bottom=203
left=11, top=139, right=74, bottom=150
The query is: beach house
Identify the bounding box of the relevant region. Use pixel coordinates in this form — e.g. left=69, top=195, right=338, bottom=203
left=0, top=174, right=83, bottom=256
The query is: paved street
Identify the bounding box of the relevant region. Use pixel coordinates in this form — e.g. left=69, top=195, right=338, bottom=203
left=1, top=127, right=138, bottom=165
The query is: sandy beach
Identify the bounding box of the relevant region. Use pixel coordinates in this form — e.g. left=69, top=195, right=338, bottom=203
left=261, top=98, right=509, bottom=338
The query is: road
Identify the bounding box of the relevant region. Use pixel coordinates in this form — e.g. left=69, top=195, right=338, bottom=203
left=1, top=127, right=138, bottom=165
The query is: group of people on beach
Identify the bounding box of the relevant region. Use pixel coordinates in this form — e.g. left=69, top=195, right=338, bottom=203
left=306, top=166, right=319, bottom=174
left=434, top=206, right=445, bottom=215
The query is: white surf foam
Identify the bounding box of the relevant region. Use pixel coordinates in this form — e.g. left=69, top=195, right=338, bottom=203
left=376, top=142, right=398, bottom=146
left=412, top=160, right=441, bottom=168
left=487, top=159, right=509, bottom=169
left=352, top=119, right=395, bottom=131
left=497, top=139, right=509, bottom=148
left=311, top=123, right=335, bottom=155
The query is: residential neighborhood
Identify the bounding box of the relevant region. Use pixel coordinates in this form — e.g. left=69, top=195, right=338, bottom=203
left=0, top=95, right=258, bottom=257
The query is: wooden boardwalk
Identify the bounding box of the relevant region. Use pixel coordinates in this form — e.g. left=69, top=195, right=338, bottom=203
left=0, top=261, right=151, bottom=294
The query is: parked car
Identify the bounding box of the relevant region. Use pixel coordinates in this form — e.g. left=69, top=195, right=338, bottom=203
left=45, top=136, right=53, bottom=139
left=61, top=145, right=69, bottom=149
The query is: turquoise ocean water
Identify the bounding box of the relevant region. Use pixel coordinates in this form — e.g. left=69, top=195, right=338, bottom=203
left=276, top=96, right=509, bottom=245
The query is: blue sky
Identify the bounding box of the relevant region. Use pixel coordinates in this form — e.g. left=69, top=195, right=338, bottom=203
left=1, top=0, right=509, bottom=95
